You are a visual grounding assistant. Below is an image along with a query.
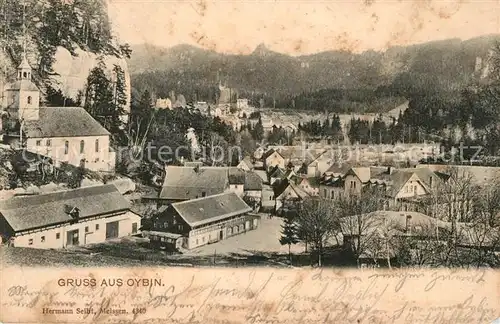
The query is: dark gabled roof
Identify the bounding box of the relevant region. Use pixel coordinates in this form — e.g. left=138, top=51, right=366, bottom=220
left=159, top=166, right=229, bottom=200
left=304, top=177, right=321, bottom=188
left=172, top=192, right=252, bottom=227
left=262, top=148, right=281, bottom=160
left=228, top=168, right=246, bottom=184
left=244, top=171, right=263, bottom=191
left=269, top=166, right=286, bottom=178
left=0, top=184, right=130, bottom=232
left=23, top=107, right=110, bottom=138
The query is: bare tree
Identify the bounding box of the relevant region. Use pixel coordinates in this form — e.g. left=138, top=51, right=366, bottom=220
left=295, top=198, right=341, bottom=267
left=338, top=186, right=384, bottom=267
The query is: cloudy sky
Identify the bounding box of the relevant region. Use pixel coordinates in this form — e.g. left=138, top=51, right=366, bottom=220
left=107, top=0, right=500, bottom=55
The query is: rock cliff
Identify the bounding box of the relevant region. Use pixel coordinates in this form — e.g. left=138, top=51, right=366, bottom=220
left=51, top=46, right=131, bottom=112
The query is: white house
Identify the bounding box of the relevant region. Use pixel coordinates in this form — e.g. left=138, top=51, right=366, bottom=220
left=0, top=184, right=142, bottom=249
left=2, top=54, right=116, bottom=172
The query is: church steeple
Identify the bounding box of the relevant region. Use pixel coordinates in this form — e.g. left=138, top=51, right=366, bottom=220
left=17, top=53, right=32, bottom=81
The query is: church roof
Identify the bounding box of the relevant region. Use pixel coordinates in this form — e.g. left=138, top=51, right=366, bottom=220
left=18, top=55, right=31, bottom=69
left=5, top=79, right=39, bottom=92
left=23, top=107, right=110, bottom=138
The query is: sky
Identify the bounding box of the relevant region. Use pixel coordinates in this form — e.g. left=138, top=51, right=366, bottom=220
left=107, top=0, right=500, bottom=55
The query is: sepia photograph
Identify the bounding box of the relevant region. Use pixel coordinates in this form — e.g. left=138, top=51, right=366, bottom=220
left=0, top=0, right=499, bottom=323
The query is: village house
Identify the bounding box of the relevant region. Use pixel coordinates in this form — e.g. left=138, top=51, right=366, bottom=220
left=263, top=149, right=286, bottom=170
left=340, top=210, right=449, bottom=266
left=149, top=192, right=260, bottom=250
left=237, top=156, right=254, bottom=171
left=274, top=180, right=310, bottom=214
left=0, top=184, right=141, bottom=249
left=319, top=165, right=448, bottom=210
left=296, top=177, right=320, bottom=196
left=243, top=171, right=264, bottom=211
left=157, top=166, right=263, bottom=204
left=1, top=54, right=116, bottom=172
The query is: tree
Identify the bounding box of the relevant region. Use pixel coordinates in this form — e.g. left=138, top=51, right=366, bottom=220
left=83, top=61, right=123, bottom=139
left=295, top=198, right=341, bottom=267
left=279, top=213, right=299, bottom=264
left=252, top=117, right=264, bottom=141
left=338, top=187, right=384, bottom=267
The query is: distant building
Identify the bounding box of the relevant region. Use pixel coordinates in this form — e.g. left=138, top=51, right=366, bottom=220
left=150, top=192, right=260, bottom=250
left=2, top=54, right=116, bottom=172
left=236, top=98, right=249, bottom=110
left=155, top=98, right=172, bottom=109
left=0, top=184, right=141, bottom=249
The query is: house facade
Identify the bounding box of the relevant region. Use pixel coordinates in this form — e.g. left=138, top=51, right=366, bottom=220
left=150, top=192, right=260, bottom=250
left=2, top=55, right=115, bottom=172
left=263, top=150, right=286, bottom=170
left=0, top=184, right=141, bottom=249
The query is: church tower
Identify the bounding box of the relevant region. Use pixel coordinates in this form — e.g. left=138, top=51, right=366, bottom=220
left=3, top=53, right=40, bottom=121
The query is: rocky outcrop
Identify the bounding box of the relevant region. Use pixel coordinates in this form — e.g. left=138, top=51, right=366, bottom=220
left=51, top=46, right=131, bottom=113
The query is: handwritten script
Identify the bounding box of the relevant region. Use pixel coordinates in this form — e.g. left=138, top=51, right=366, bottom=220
left=1, top=267, right=498, bottom=323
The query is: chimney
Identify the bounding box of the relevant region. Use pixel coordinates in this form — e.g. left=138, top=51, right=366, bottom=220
left=405, top=214, right=412, bottom=234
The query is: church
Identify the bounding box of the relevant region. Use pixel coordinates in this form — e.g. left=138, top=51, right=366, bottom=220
left=1, top=54, right=116, bottom=172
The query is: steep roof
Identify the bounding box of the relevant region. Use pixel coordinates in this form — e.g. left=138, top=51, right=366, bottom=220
left=0, top=184, right=130, bottom=232
left=172, top=192, right=252, bottom=227
left=23, top=107, right=110, bottom=138
left=244, top=171, right=263, bottom=191
left=159, top=166, right=229, bottom=200
left=228, top=168, right=245, bottom=184
left=5, top=79, right=39, bottom=92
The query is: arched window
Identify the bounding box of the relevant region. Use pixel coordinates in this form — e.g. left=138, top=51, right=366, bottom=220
left=80, top=140, right=85, bottom=154
left=95, top=139, right=99, bottom=152
left=64, top=141, right=69, bottom=154
left=27, top=96, right=32, bottom=104
left=23, top=72, right=27, bottom=78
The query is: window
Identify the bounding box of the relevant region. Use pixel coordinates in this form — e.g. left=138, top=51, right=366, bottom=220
left=29, top=238, right=33, bottom=245
left=27, top=96, right=32, bottom=104
left=46, top=139, right=51, bottom=146
left=56, top=233, right=60, bottom=239
left=202, top=237, right=205, bottom=242
left=429, top=177, right=433, bottom=188
left=323, top=189, right=327, bottom=197
left=132, top=223, right=138, bottom=234
left=80, top=140, right=85, bottom=154
left=163, top=222, right=168, bottom=228
left=95, top=139, right=99, bottom=152
left=41, top=236, right=45, bottom=243
left=178, top=225, right=183, bottom=231
left=36, top=140, right=41, bottom=146
left=64, top=141, right=69, bottom=154
left=196, top=239, right=199, bottom=245
left=202, top=191, right=206, bottom=197
left=85, top=226, right=89, bottom=233
left=23, top=72, right=27, bottom=78
left=173, top=218, right=177, bottom=225
left=96, top=224, right=99, bottom=231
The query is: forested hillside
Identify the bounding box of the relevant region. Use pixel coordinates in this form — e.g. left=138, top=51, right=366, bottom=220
left=129, top=36, right=499, bottom=113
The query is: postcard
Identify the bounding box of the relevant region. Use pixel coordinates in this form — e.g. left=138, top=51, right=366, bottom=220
left=1, top=0, right=499, bottom=323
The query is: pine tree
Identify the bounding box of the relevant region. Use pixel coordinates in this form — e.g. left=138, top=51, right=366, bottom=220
left=279, top=213, right=299, bottom=264
left=252, top=116, right=264, bottom=141
left=84, top=61, right=123, bottom=138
